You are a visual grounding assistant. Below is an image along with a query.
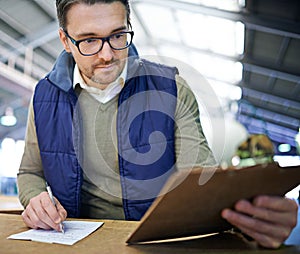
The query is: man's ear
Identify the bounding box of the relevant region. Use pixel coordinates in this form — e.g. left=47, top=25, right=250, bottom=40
left=59, top=28, right=71, bottom=53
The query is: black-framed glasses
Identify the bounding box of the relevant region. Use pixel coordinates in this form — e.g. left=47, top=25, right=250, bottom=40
left=64, top=30, right=134, bottom=56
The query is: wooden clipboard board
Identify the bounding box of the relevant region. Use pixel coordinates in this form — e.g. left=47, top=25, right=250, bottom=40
left=126, top=162, right=300, bottom=244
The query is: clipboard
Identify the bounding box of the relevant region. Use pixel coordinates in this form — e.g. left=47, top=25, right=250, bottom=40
left=126, top=162, right=300, bottom=243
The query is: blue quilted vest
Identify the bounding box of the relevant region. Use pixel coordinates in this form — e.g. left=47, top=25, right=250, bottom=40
left=33, top=49, right=178, bottom=220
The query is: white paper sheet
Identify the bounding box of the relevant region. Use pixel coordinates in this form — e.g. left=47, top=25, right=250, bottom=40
left=7, top=221, right=104, bottom=245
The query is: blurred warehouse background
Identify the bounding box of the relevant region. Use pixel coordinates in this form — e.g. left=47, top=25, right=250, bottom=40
left=0, top=0, right=299, bottom=185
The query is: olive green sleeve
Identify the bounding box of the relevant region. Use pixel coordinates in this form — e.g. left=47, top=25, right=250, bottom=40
left=174, top=74, right=217, bottom=169
left=17, top=97, right=46, bottom=207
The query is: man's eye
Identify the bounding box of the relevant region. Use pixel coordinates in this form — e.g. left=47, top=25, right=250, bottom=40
left=84, top=39, right=98, bottom=44
left=111, top=33, right=124, bottom=40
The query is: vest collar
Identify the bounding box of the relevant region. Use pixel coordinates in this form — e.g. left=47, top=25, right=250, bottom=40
left=47, top=45, right=140, bottom=93
left=47, top=51, right=75, bottom=93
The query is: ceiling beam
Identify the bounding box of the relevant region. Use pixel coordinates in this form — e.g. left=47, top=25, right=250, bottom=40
left=0, top=1, right=59, bottom=61
left=275, top=37, right=290, bottom=66
left=241, top=87, right=300, bottom=116
left=0, top=43, right=53, bottom=77
left=0, top=9, right=30, bottom=34
left=0, top=62, right=37, bottom=91
left=136, top=35, right=300, bottom=87
left=131, top=0, right=300, bottom=39
left=243, top=61, right=300, bottom=84
left=33, top=0, right=57, bottom=19
left=19, top=21, right=60, bottom=55
left=137, top=36, right=241, bottom=62
left=238, top=100, right=299, bottom=130
left=0, top=22, right=59, bottom=62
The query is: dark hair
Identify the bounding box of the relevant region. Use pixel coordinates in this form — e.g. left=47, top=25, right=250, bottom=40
left=56, top=0, right=131, bottom=30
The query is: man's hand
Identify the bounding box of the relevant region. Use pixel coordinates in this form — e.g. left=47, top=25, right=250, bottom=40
left=221, top=196, right=298, bottom=249
left=21, top=192, right=67, bottom=232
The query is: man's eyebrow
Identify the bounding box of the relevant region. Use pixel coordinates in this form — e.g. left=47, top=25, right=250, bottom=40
left=76, top=26, right=128, bottom=38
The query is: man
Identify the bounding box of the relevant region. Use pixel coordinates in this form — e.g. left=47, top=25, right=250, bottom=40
left=18, top=0, right=297, bottom=249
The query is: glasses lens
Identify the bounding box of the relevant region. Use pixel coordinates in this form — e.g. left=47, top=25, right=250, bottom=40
left=79, top=39, right=102, bottom=55
left=109, top=32, right=132, bottom=50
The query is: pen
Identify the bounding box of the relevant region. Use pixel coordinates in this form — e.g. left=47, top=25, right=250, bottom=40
left=46, top=182, right=65, bottom=233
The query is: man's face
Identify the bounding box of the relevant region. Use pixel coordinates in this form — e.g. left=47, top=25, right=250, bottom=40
left=59, top=2, right=129, bottom=88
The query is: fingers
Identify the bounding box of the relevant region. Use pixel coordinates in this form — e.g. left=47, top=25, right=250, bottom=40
left=236, top=197, right=298, bottom=228
left=221, top=196, right=298, bottom=249
left=222, top=208, right=288, bottom=248
left=21, top=192, right=67, bottom=232
left=22, top=207, right=52, bottom=230
left=233, top=222, right=284, bottom=249
left=40, top=193, right=63, bottom=224
left=54, top=197, right=68, bottom=221
left=234, top=198, right=297, bottom=227
left=253, top=196, right=298, bottom=214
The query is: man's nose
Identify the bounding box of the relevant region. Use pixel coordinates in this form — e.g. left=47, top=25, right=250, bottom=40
left=97, top=41, right=113, bottom=62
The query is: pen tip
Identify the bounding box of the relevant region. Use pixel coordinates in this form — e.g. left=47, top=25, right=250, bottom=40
left=60, top=224, right=65, bottom=234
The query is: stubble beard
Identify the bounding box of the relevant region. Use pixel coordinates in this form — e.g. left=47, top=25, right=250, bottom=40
left=90, top=60, right=124, bottom=86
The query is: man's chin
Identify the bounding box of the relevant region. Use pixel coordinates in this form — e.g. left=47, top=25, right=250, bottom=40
left=92, top=70, right=121, bottom=85
left=92, top=75, right=119, bottom=87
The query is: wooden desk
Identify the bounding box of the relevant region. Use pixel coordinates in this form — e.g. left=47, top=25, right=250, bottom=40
left=1, top=214, right=299, bottom=254
left=0, top=195, right=23, bottom=214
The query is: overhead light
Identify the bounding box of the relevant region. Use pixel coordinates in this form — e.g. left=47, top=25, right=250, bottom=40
left=238, top=0, right=246, bottom=8
left=278, top=143, right=291, bottom=153
left=0, top=107, right=17, bottom=127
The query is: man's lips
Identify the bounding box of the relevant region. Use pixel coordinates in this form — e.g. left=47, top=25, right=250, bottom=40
left=95, top=61, right=118, bottom=69
left=95, top=64, right=114, bottom=69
